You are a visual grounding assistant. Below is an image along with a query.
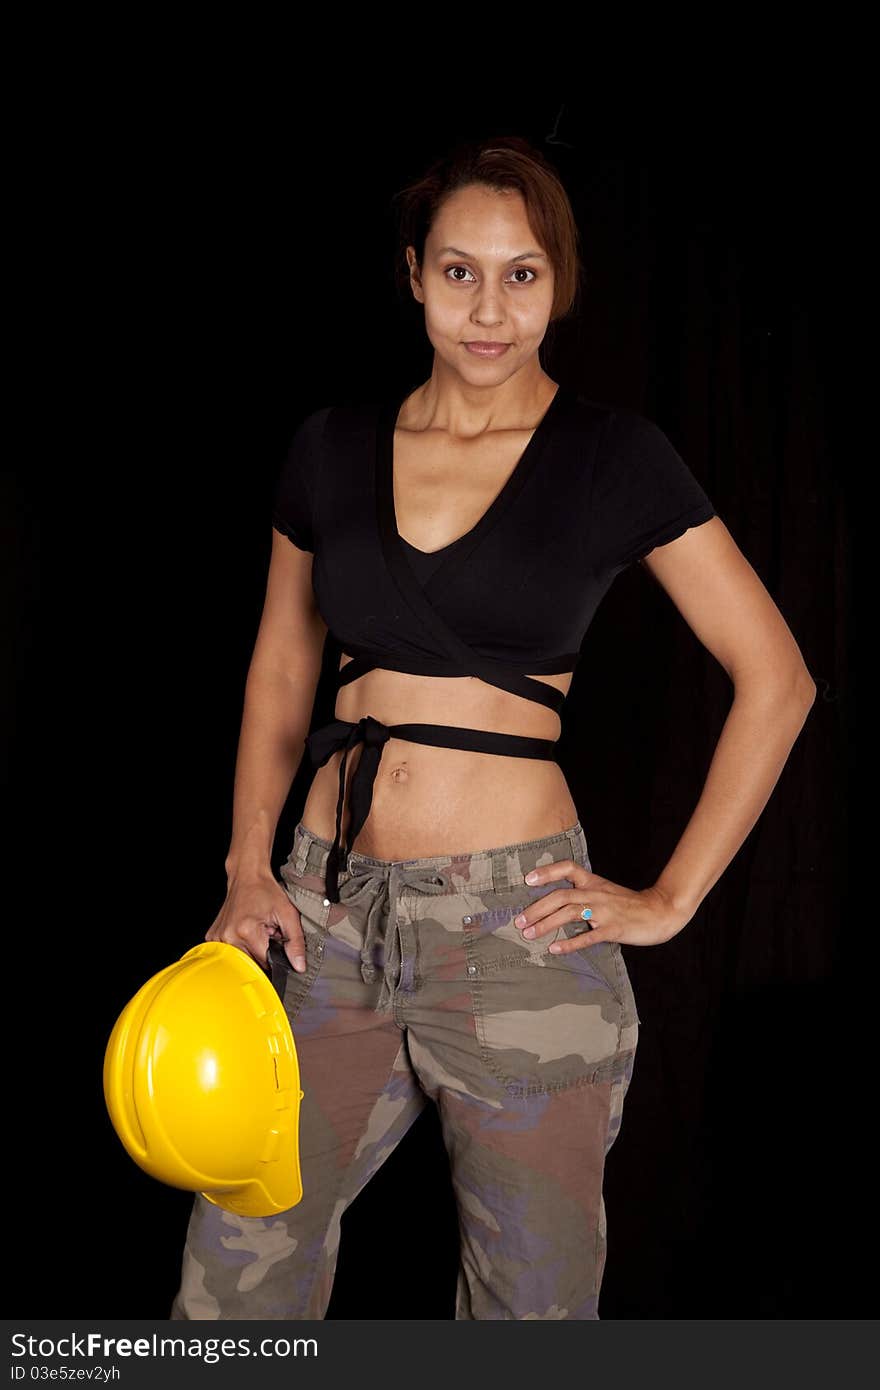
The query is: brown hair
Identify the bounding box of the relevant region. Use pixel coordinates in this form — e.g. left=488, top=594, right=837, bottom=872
left=391, top=134, right=584, bottom=325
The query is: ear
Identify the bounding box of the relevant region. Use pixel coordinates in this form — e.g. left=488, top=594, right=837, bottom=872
left=405, top=246, right=423, bottom=301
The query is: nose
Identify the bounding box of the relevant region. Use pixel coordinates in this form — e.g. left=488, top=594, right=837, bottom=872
left=470, top=285, right=505, bottom=328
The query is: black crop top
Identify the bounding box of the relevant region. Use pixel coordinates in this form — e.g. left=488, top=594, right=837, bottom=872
left=272, top=383, right=717, bottom=900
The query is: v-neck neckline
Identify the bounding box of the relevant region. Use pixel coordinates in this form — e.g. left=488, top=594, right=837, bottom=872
left=376, top=381, right=568, bottom=584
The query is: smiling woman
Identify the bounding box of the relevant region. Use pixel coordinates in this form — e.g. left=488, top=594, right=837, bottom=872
left=169, top=133, right=815, bottom=1325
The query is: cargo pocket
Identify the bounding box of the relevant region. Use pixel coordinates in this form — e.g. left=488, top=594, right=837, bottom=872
left=462, top=890, right=627, bottom=1097
left=555, top=924, right=642, bottom=1028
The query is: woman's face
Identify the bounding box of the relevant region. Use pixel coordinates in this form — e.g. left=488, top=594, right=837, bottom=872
left=407, top=183, right=556, bottom=385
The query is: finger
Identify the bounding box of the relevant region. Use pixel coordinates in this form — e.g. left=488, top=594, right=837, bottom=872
left=516, top=888, right=595, bottom=937
left=518, top=902, right=581, bottom=939
left=277, top=917, right=308, bottom=973
left=524, top=858, right=592, bottom=887
left=283, top=936, right=308, bottom=974
left=548, top=927, right=607, bottom=953
left=259, top=926, right=304, bottom=974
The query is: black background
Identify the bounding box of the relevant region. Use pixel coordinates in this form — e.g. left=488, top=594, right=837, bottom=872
left=7, top=92, right=863, bottom=1319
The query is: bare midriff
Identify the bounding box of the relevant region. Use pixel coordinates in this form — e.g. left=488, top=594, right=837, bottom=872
left=300, top=652, right=578, bottom=861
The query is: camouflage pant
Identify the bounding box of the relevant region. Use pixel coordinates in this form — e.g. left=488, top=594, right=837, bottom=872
left=170, top=818, right=640, bottom=1321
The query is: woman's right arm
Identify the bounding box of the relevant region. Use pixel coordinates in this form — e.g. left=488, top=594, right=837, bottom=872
left=207, top=528, right=328, bottom=969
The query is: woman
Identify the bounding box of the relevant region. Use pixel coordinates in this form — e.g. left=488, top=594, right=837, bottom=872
left=170, top=137, right=816, bottom=1320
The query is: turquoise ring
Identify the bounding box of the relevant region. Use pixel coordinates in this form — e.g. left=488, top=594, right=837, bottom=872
left=580, top=906, right=593, bottom=921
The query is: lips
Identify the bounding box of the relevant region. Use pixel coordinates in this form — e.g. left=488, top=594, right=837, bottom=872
left=463, top=341, right=511, bottom=356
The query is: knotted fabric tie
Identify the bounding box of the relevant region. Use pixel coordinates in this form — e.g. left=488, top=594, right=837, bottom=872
left=304, top=711, right=561, bottom=905
left=304, top=715, right=392, bottom=903
left=335, top=858, right=450, bottom=1014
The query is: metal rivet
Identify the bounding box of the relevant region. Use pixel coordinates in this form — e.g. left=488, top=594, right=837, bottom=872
left=467, top=964, right=477, bottom=975
left=462, top=915, right=472, bottom=925
left=506, top=1085, right=518, bottom=1095
left=322, top=897, right=331, bottom=906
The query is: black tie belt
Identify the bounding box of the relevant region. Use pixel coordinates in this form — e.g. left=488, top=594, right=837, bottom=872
left=304, top=715, right=559, bottom=903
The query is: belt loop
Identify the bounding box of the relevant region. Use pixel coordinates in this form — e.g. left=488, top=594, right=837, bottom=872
left=491, top=845, right=512, bottom=895
left=566, top=823, right=585, bottom=871
left=293, top=826, right=310, bottom=876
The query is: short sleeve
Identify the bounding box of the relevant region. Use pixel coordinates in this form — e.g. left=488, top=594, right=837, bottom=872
left=271, top=406, right=331, bottom=552
left=592, top=409, right=716, bottom=576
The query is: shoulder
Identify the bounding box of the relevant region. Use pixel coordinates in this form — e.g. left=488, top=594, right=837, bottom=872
left=282, top=402, right=333, bottom=457
left=298, top=395, right=387, bottom=447
left=568, top=392, right=669, bottom=452
left=564, top=390, right=665, bottom=451
left=570, top=398, right=698, bottom=497
left=543, top=388, right=614, bottom=459
left=280, top=399, right=374, bottom=477
left=555, top=393, right=667, bottom=488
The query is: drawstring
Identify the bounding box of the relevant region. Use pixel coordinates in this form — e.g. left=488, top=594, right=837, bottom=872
left=281, top=823, right=588, bottom=1014
left=335, top=859, right=450, bottom=1014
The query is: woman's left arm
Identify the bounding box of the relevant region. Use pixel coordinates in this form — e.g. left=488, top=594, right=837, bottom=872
left=517, top=515, right=816, bottom=949
left=640, top=515, right=816, bottom=931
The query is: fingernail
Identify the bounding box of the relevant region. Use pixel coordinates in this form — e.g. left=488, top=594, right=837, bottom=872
left=294, top=955, right=307, bottom=972
left=525, top=872, right=539, bottom=884
left=523, top=927, right=535, bottom=939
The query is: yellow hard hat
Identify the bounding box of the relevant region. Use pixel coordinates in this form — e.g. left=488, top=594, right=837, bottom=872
left=103, top=940, right=304, bottom=1217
